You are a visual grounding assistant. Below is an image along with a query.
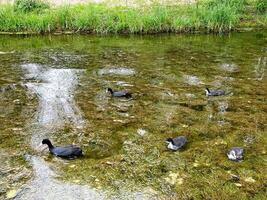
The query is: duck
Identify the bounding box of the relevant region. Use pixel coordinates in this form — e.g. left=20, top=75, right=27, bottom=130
left=107, top=88, right=132, bottom=98
left=42, top=139, right=83, bottom=158
left=205, top=87, right=225, bottom=96
left=166, top=136, right=187, bottom=150
left=227, top=147, right=244, bottom=161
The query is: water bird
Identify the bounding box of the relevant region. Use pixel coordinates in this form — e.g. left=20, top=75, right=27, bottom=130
left=41, top=139, right=83, bottom=158
left=227, top=147, right=244, bottom=161
left=107, top=88, right=132, bottom=98
left=205, top=87, right=225, bottom=96
left=166, top=136, right=187, bottom=151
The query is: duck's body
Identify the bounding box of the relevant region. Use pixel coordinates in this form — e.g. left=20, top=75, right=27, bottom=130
left=42, top=139, right=83, bottom=158
left=227, top=147, right=244, bottom=161
left=166, top=136, right=187, bottom=151
left=107, top=88, right=132, bottom=98
left=205, top=88, right=225, bottom=96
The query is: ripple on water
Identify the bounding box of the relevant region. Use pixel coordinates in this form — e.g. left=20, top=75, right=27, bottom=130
left=220, top=63, right=237, bottom=72
left=115, top=81, right=134, bottom=87
left=97, top=66, right=135, bottom=76
left=183, top=75, right=203, bottom=86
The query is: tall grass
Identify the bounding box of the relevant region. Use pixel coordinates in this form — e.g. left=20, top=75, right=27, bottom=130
left=0, top=0, right=266, bottom=34
left=256, top=0, right=267, bottom=13
left=14, top=0, right=49, bottom=13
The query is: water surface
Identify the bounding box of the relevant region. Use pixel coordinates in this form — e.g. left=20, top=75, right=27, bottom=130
left=0, top=32, right=266, bottom=199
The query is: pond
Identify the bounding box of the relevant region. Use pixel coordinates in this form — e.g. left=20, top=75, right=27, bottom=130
left=0, top=32, right=266, bottom=199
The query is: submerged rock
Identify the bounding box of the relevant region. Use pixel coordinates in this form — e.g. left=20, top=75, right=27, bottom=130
left=234, top=183, right=242, bottom=187
left=244, top=177, right=256, bottom=183
left=6, top=189, right=18, bottom=199
left=137, top=128, right=146, bottom=136
left=227, top=147, right=244, bottom=161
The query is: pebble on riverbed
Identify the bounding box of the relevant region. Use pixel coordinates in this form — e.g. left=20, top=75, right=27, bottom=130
left=137, top=128, right=146, bottom=136
left=6, top=189, right=18, bottom=199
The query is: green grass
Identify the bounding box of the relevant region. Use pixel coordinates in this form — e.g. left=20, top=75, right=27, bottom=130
left=0, top=0, right=266, bottom=34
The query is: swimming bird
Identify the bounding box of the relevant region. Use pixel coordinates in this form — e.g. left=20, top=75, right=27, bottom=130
left=227, top=147, right=244, bottom=161
left=166, top=136, right=187, bottom=151
left=205, top=87, right=225, bottom=96
left=107, top=88, right=132, bottom=98
left=42, top=139, right=83, bottom=158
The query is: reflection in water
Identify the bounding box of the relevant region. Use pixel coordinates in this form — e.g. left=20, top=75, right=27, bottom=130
left=22, top=64, right=84, bottom=128
left=218, top=101, right=228, bottom=125
left=94, top=90, right=109, bottom=111
left=254, top=57, right=266, bottom=80
left=15, top=64, right=103, bottom=199
left=218, top=101, right=228, bottom=113
left=22, top=64, right=85, bottom=148
left=15, top=156, right=103, bottom=200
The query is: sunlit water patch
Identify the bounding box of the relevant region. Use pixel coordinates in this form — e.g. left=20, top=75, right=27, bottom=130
left=22, top=63, right=85, bottom=148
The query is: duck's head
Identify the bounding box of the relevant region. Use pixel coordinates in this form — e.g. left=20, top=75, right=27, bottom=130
left=42, top=139, right=53, bottom=148
left=165, top=138, right=173, bottom=144
left=205, top=87, right=210, bottom=96
left=107, top=88, right=113, bottom=94
left=166, top=138, right=179, bottom=150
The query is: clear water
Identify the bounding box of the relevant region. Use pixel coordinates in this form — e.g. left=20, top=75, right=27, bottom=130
left=0, top=32, right=266, bottom=199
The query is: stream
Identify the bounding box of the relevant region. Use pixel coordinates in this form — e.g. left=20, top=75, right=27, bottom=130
left=0, top=32, right=266, bottom=199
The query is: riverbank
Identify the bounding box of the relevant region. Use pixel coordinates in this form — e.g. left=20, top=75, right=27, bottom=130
left=0, top=0, right=266, bottom=34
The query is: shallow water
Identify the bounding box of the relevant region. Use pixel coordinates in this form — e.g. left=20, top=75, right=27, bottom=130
left=0, top=32, right=266, bottom=199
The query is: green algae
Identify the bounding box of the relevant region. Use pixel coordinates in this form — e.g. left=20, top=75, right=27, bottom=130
left=0, top=31, right=266, bottom=199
